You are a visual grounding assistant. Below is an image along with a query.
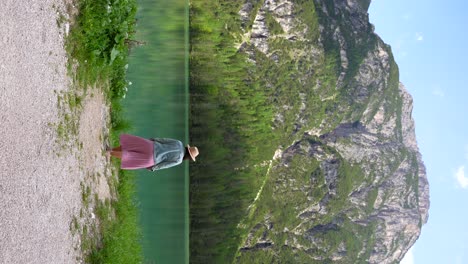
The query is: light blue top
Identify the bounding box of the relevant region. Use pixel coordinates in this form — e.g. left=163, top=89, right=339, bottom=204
left=149, top=138, right=185, bottom=171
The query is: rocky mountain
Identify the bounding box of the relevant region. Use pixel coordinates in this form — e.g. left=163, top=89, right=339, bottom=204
left=233, top=0, right=430, bottom=263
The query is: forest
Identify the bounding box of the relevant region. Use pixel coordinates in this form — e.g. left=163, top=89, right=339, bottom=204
left=189, top=0, right=278, bottom=262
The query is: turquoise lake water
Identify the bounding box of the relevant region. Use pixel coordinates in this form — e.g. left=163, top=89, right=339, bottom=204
left=123, top=0, right=189, bottom=263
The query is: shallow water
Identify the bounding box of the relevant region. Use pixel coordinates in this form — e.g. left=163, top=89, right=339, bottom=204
left=123, top=0, right=188, bottom=263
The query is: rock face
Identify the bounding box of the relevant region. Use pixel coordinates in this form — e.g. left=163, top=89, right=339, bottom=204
left=235, top=0, right=429, bottom=263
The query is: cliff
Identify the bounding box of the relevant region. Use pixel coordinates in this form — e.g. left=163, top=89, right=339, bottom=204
left=234, top=0, right=429, bottom=263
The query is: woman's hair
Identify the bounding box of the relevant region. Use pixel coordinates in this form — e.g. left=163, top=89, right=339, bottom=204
left=183, top=147, right=191, bottom=160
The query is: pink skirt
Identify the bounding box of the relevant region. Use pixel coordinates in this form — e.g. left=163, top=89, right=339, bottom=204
left=120, top=134, right=155, bottom=170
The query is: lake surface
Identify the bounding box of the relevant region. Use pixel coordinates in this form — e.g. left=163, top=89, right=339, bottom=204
left=123, top=0, right=188, bottom=263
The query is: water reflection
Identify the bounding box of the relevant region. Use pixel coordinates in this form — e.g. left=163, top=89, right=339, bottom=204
left=124, top=0, right=188, bottom=263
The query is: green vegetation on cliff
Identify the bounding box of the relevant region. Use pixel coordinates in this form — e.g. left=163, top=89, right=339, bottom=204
left=188, top=0, right=347, bottom=262
left=189, top=0, right=277, bottom=262
left=235, top=139, right=379, bottom=263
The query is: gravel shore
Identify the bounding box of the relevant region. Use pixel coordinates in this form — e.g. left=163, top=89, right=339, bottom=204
left=0, top=1, right=111, bottom=263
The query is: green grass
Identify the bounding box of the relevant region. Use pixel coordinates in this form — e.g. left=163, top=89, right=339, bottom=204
left=64, top=0, right=142, bottom=262
left=265, top=12, right=284, bottom=35
left=86, top=169, right=142, bottom=264
left=366, top=188, right=379, bottom=213
left=66, top=0, right=137, bottom=99
left=81, top=182, right=92, bottom=208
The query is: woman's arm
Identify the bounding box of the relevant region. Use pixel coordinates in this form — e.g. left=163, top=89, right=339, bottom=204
left=147, top=159, right=183, bottom=171
left=150, top=138, right=179, bottom=144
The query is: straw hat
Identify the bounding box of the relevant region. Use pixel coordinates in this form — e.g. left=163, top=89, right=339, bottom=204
left=187, top=145, right=199, bottom=161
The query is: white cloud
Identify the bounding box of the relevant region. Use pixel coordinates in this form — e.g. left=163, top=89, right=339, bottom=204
left=455, top=166, right=468, bottom=189
left=415, top=32, right=424, bottom=41
left=432, top=88, right=445, bottom=97
left=402, top=13, right=412, bottom=20
left=401, top=247, right=415, bottom=264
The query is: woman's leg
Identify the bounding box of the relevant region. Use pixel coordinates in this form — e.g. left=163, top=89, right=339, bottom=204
left=109, top=146, right=122, bottom=159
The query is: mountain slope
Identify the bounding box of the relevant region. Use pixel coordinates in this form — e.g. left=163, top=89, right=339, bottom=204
left=232, top=0, right=429, bottom=263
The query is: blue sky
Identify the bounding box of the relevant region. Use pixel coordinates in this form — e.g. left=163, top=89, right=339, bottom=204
left=368, top=0, right=468, bottom=263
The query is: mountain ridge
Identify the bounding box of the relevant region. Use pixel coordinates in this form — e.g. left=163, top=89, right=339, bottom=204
left=233, top=0, right=429, bottom=262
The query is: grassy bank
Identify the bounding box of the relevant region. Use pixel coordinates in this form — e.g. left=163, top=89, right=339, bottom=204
left=64, top=0, right=142, bottom=263
left=189, top=0, right=279, bottom=262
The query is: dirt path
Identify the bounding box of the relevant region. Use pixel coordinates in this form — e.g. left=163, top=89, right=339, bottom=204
left=0, top=1, right=112, bottom=263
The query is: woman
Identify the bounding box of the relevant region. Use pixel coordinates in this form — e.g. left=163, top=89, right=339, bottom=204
left=107, top=134, right=199, bottom=171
